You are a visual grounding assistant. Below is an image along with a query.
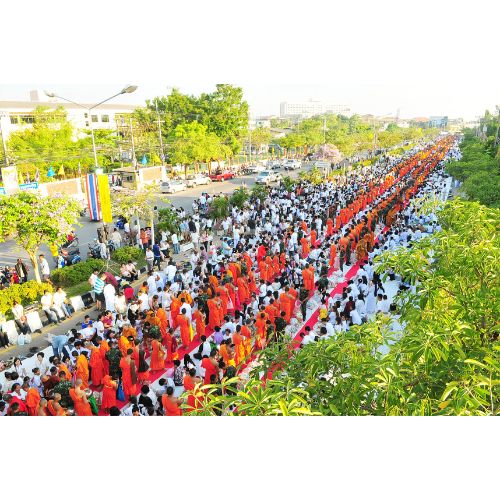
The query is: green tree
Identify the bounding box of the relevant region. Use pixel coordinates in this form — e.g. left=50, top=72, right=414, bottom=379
left=156, top=206, right=180, bottom=235
left=208, top=196, right=230, bottom=224
left=199, top=84, right=249, bottom=154
left=185, top=199, right=500, bottom=416
left=250, top=184, right=268, bottom=202
left=0, top=192, right=81, bottom=282
left=229, top=187, right=249, bottom=209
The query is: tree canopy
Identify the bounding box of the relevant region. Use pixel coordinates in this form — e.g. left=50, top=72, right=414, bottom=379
left=0, top=192, right=81, bottom=282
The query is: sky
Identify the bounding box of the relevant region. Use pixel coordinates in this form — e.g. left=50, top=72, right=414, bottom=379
left=1, top=0, right=498, bottom=120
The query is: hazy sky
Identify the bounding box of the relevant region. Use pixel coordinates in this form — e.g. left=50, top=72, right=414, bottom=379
left=1, top=1, right=498, bottom=120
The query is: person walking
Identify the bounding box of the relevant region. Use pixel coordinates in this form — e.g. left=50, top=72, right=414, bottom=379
left=15, top=259, right=28, bottom=283
left=38, top=254, right=51, bottom=282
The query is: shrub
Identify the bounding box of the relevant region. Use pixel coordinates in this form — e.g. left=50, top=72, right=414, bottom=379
left=208, top=196, right=230, bottom=221
left=0, top=281, right=53, bottom=315
left=157, top=207, right=180, bottom=235
left=51, top=258, right=105, bottom=286
left=250, top=184, right=268, bottom=202
left=112, top=246, right=144, bottom=264
left=230, top=187, right=249, bottom=209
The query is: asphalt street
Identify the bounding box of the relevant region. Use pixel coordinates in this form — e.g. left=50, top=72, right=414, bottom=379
left=0, top=164, right=313, bottom=278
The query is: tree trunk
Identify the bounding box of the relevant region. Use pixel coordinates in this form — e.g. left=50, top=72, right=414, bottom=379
left=28, top=250, right=41, bottom=283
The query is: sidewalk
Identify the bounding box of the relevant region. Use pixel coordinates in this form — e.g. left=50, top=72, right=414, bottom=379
left=0, top=245, right=195, bottom=364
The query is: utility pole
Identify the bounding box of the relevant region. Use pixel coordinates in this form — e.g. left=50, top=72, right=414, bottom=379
left=0, top=113, right=9, bottom=167
left=494, top=105, right=500, bottom=148
left=129, top=117, right=137, bottom=169
left=154, top=100, right=165, bottom=165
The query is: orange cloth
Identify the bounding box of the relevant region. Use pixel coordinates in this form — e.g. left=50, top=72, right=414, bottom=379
left=177, top=313, right=191, bottom=347
left=69, top=388, right=92, bottom=416
left=150, top=339, right=165, bottom=371
left=162, top=394, right=182, bottom=416
left=89, top=347, right=105, bottom=386
left=192, top=309, right=206, bottom=338
left=101, top=375, right=117, bottom=411
left=75, top=354, right=89, bottom=389
left=26, top=387, right=41, bottom=416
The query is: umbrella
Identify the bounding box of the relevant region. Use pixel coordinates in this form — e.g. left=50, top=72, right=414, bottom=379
left=47, top=166, right=55, bottom=178
left=141, top=154, right=148, bottom=165
left=58, top=164, right=65, bottom=177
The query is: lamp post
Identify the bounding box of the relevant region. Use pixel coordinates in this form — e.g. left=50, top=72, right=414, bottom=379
left=44, top=85, right=138, bottom=169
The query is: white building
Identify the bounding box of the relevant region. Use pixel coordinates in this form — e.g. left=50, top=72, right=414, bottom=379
left=280, top=99, right=351, bottom=119
left=0, top=90, right=138, bottom=140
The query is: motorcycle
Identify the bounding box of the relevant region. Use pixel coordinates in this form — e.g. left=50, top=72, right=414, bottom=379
left=87, top=239, right=102, bottom=259
left=59, top=241, right=81, bottom=267
left=115, top=216, right=126, bottom=230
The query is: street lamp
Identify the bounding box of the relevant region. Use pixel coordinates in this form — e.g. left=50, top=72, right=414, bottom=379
left=44, top=85, right=138, bottom=169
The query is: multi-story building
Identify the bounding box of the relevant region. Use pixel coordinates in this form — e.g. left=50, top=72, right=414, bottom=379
left=0, top=90, right=138, bottom=140
left=280, top=99, right=351, bottom=119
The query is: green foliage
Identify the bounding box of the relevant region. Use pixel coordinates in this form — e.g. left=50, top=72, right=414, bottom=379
left=156, top=207, right=180, bottom=235
left=208, top=196, right=230, bottom=221
left=229, top=187, right=249, bottom=209
left=111, top=246, right=143, bottom=265
left=446, top=132, right=500, bottom=208
left=6, top=106, right=117, bottom=176
left=281, top=176, right=295, bottom=193
left=111, top=185, right=158, bottom=224
left=0, top=280, right=53, bottom=316
left=188, top=199, right=499, bottom=415
left=298, top=166, right=324, bottom=185
left=51, top=258, right=105, bottom=287
left=0, top=192, right=81, bottom=282
left=169, top=122, right=230, bottom=170
left=250, top=184, right=268, bottom=202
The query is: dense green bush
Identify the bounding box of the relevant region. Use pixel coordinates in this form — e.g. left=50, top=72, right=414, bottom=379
left=0, top=281, right=53, bottom=315
left=112, top=246, right=143, bottom=264
left=51, top=258, right=105, bottom=286
left=229, top=187, right=249, bottom=209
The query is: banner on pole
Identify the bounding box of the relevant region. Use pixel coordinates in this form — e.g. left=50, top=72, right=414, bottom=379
left=1, top=166, right=19, bottom=194
left=97, top=174, right=113, bottom=223
left=84, top=173, right=101, bottom=221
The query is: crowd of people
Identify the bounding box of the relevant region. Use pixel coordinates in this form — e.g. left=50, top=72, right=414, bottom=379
left=0, top=135, right=456, bottom=416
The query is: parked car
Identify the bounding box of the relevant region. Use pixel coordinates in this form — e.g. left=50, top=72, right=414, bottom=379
left=270, top=162, right=282, bottom=170
left=209, top=170, right=235, bottom=182
left=283, top=159, right=302, bottom=170
left=185, top=173, right=211, bottom=187
left=246, top=164, right=266, bottom=174
left=160, top=180, right=188, bottom=193
left=255, top=170, right=282, bottom=185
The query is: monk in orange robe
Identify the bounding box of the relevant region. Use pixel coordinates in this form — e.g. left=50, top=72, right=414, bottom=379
left=217, top=286, right=229, bottom=316
left=69, top=379, right=93, bottom=416
left=207, top=297, right=222, bottom=330
left=326, top=218, right=334, bottom=237
left=255, top=312, right=269, bottom=349
left=192, top=309, right=206, bottom=338
left=119, top=349, right=137, bottom=399
left=300, top=237, right=310, bottom=259
left=157, top=306, right=168, bottom=338
left=258, top=259, right=268, bottom=282
left=183, top=369, right=203, bottom=412
left=99, top=339, right=110, bottom=375
left=75, top=353, right=89, bottom=389
left=89, top=346, right=105, bottom=387
left=279, top=288, right=294, bottom=323
left=225, top=281, right=237, bottom=312
left=232, top=329, right=245, bottom=365
left=47, top=394, right=65, bottom=416
left=302, top=265, right=314, bottom=295
left=240, top=323, right=252, bottom=356
left=237, top=276, right=250, bottom=306
left=101, top=375, right=118, bottom=413
left=310, top=229, right=317, bottom=248
left=150, top=338, right=165, bottom=371
left=162, top=387, right=182, bottom=416
left=118, top=335, right=131, bottom=358
left=177, top=310, right=191, bottom=347
left=26, top=387, right=41, bottom=416
left=170, top=297, right=181, bottom=329
left=329, top=243, right=337, bottom=269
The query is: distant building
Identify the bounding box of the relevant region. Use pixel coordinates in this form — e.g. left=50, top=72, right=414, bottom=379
left=249, top=117, right=272, bottom=130
left=280, top=99, right=351, bottom=119
left=429, top=116, right=448, bottom=128
left=0, top=90, right=139, bottom=140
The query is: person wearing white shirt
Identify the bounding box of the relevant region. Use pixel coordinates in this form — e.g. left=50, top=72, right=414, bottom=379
left=138, top=292, right=149, bottom=312
left=111, top=229, right=122, bottom=248
left=166, top=261, right=177, bottom=282
left=350, top=307, right=363, bottom=326
left=38, top=255, right=50, bottom=281
left=41, top=291, right=61, bottom=324
left=34, top=352, right=50, bottom=376
left=147, top=273, right=158, bottom=297
left=53, top=287, right=71, bottom=318
left=171, top=233, right=180, bottom=254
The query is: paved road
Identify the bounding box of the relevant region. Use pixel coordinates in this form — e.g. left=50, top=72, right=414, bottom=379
left=0, top=165, right=313, bottom=278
